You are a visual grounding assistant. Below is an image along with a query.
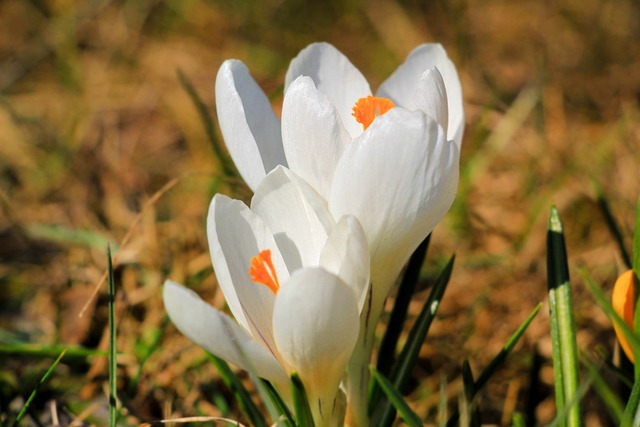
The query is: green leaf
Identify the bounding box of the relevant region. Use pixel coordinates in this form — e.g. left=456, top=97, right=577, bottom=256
left=623, top=378, right=640, bottom=427
left=260, top=380, right=296, bottom=427
left=374, top=255, right=455, bottom=427
left=438, top=376, right=448, bottom=427
left=291, top=372, right=315, bottom=427
left=177, top=69, right=238, bottom=180
left=0, top=343, right=106, bottom=358
left=546, top=206, right=581, bottom=427
left=581, top=354, right=624, bottom=424
left=377, top=235, right=431, bottom=375
left=26, top=223, right=117, bottom=250
left=107, top=245, right=118, bottom=427
left=371, top=367, right=423, bottom=427
left=461, top=359, right=480, bottom=427
left=12, top=349, right=67, bottom=426
left=206, top=354, right=269, bottom=427
left=580, top=269, right=640, bottom=367
left=446, top=304, right=542, bottom=426
left=371, top=235, right=430, bottom=412
left=592, top=178, right=632, bottom=269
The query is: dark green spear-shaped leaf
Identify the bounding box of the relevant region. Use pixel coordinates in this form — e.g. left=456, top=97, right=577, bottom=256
left=592, top=178, right=632, bottom=269
left=374, top=255, right=455, bottom=427
left=206, top=354, right=269, bottom=427
left=461, top=359, right=480, bottom=427
left=546, top=206, right=580, bottom=427
left=370, top=235, right=431, bottom=412
left=371, top=367, right=423, bottom=427
left=107, top=245, right=118, bottom=427
left=581, top=354, right=624, bottom=424
left=377, top=235, right=431, bottom=375
left=291, top=372, right=315, bottom=427
left=447, top=303, right=542, bottom=426
left=260, top=380, right=296, bottom=427
left=12, top=349, right=67, bottom=426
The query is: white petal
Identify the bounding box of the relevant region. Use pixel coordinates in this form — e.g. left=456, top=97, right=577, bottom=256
left=328, top=109, right=459, bottom=296
left=412, top=68, right=449, bottom=139
left=284, top=42, right=372, bottom=138
left=251, top=166, right=335, bottom=273
left=319, top=215, right=370, bottom=313
left=377, top=44, right=464, bottom=147
left=273, top=267, right=359, bottom=400
left=215, top=60, right=287, bottom=191
left=163, top=280, right=288, bottom=384
left=281, top=76, right=351, bottom=198
left=207, top=194, right=290, bottom=356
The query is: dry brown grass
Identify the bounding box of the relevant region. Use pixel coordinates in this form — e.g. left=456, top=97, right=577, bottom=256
left=1, top=0, right=639, bottom=425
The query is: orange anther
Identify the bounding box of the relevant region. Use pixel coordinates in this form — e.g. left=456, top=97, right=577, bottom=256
left=249, top=249, right=280, bottom=295
left=352, top=96, right=395, bottom=130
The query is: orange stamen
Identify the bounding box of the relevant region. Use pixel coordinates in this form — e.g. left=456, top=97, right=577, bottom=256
left=249, top=249, right=280, bottom=295
left=612, top=269, right=637, bottom=362
left=352, top=96, right=395, bottom=130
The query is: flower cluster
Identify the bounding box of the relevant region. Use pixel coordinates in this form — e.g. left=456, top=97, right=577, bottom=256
left=164, top=42, right=464, bottom=426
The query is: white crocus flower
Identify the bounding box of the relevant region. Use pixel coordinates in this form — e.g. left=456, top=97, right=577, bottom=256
left=215, top=41, right=463, bottom=193
left=164, top=166, right=370, bottom=427
left=216, top=42, right=462, bottom=426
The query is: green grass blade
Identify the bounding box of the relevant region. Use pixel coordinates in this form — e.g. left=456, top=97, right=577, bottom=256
left=592, top=178, right=632, bottom=269
left=177, top=69, right=238, bottom=180
left=107, top=245, right=118, bottom=427
left=0, top=343, right=106, bottom=358
left=25, top=223, right=118, bottom=250
left=461, top=359, right=480, bottom=427
left=260, top=380, right=296, bottom=427
left=580, top=269, right=640, bottom=365
left=546, top=206, right=581, bottom=427
left=129, top=317, right=169, bottom=392
left=370, top=235, right=431, bottom=413
left=581, top=354, right=624, bottom=424
left=206, top=354, right=269, bottom=427
left=512, top=412, right=526, bottom=427
left=12, top=349, right=67, bottom=426
left=291, top=372, right=315, bottom=427
left=374, top=255, right=455, bottom=427
left=438, top=376, right=448, bottom=427
left=446, top=303, right=542, bottom=427
left=371, top=367, right=423, bottom=427
left=624, top=378, right=640, bottom=427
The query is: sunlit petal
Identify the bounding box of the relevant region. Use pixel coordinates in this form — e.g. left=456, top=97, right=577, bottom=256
left=215, top=60, right=286, bottom=190
left=319, top=215, right=370, bottom=313
left=328, top=108, right=459, bottom=296
left=378, top=43, right=464, bottom=147
left=273, top=268, right=359, bottom=401
left=163, top=280, right=288, bottom=384
left=284, top=42, right=372, bottom=138
left=411, top=68, right=449, bottom=139
left=281, top=76, right=351, bottom=197
left=208, top=194, right=290, bottom=355
left=251, top=166, right=335, bottom=272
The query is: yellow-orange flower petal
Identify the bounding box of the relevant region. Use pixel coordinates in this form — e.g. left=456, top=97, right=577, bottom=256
left=352, top=96, right=395, bottom=130
left=612, top=269, right=636, bottom=362
left=249, top=249, right=280, bottom=295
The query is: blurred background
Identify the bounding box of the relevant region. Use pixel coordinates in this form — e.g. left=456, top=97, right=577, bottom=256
left=1, top=0, right=639, bottom=425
